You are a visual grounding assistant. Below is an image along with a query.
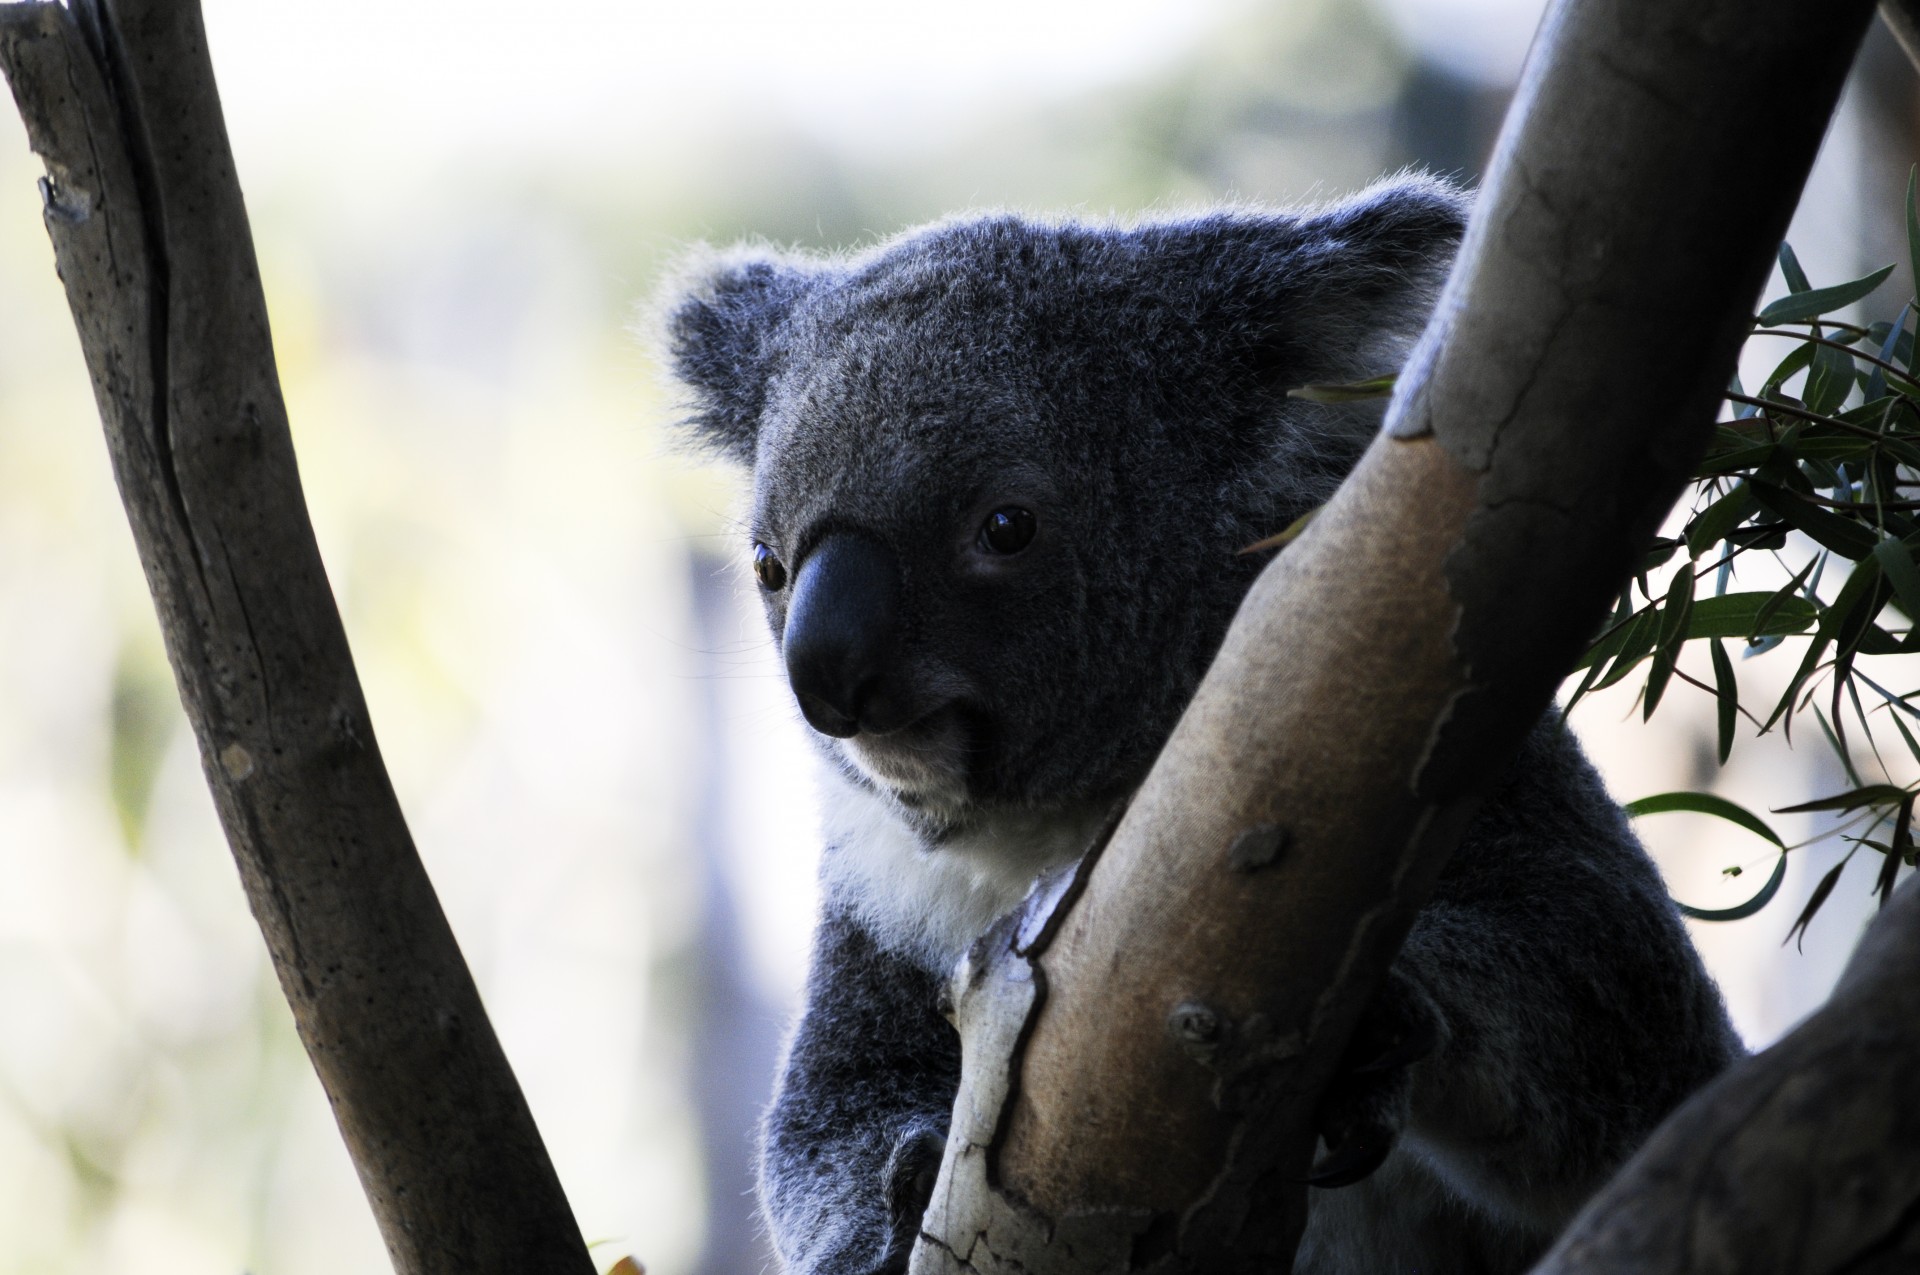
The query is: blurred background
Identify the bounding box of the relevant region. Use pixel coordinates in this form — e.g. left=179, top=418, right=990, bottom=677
left=0, top=1, right=1913, bottom=1271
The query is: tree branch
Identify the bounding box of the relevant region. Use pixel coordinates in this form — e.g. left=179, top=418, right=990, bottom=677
left=0, top=4, right=593, bottom=1271
left=1536, top=872, right=1920, bottom=1274
left=912, top=1, right=1878, bottom=1271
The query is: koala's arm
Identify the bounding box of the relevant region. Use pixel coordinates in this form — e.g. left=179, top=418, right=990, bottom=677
left=762, top=909, right=961, bottom=1275
left=1394, top=720, right=1742, bottom=1234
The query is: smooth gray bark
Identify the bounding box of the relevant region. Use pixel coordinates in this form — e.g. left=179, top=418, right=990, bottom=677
left=0, top=3, right=593, bottom=1272
left=913, top=1, right=1882, bottom=1272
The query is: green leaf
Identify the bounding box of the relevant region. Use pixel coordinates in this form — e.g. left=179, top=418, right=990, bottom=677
left=1766, top=554, right=1889, bottom=730
left=1867, top=318, right=1916, bottom=371
left=1686, top=483, right=1757, bottom=559
left=1775, top=783, right=1913, bottom=814
left=1787, top=857, right=1848, bottom=950
left=1750, top=482, right=1878, bottom=560
left=1866, top=304, right=1910, bottom=402
left=1240, top=505, right=1322, bottom=555
left=1752, top=556, right=1820, bottom=639
left=1627, top=785, right=1792, bottom=923
left=1696, top=589, right=1818, bottom=640
left=1698, top=443, right=1778, bottom=478
left=1678, top=852, right=1788, bottom=923
left=1804, top=341, right=1855, bottom=416
left=1591, top=610, right=1661, bottom=691
left=1876, top=819, right=1906, bottom=905
left=1874, top=535, right=1920, bottom=623
left=1711, top=638, right=1738, bottom=764
left=1288, top=373, right=1397, bottom=403
left=1757, top=263, right=1895, bottom=326
left=1813, top=705, right=1864, bottom=789
left=1575, top=592, right=1816, bottom=670
left=1762, top=341, right=1815, bottom=395
left=1644, top=569, right=1695, bottom=721
left=1891, top=706, right=1920, bottom=768
left=1779, top=241, right=1813, bottom=294
left=1624, top=791, right=1785, bottom=846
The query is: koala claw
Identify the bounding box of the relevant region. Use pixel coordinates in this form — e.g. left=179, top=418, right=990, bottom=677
left=1308, top=968, right=1445, bottom=1189
left=875, top=1126, right=945, bottom=1270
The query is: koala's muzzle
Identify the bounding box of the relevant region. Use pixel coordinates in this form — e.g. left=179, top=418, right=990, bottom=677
left=783, top=531, right=907, bottom=738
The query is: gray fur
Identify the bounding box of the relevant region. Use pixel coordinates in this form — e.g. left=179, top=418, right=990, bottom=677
left=661, top=176, right=1741, bottom=1275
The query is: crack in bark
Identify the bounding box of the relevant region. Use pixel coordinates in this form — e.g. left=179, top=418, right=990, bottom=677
left=75, top=2, right=197, bottom=563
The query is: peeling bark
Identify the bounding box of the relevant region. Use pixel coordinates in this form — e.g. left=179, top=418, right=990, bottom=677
left=912, top=1, right=1879, bottom=1271
left=0, top=3, right=592, bottom=1272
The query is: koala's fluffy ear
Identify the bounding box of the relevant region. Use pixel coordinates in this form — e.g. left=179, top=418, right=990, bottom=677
left=659, top=248, right=814, bottom=463
left=1278, top=174, right=1469, bottom=368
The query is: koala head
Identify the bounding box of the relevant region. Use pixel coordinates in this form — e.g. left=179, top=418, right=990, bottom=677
left=664, top=177, right=1466, bottom=832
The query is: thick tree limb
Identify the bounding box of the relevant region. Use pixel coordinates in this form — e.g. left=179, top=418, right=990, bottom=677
left=912, top=2, right=1878, bottom=1272
left=0, top=4, right=593, bottom=1272
left=1536, top=872, right=1920, bottom=1274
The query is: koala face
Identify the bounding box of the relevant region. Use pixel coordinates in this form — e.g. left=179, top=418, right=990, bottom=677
left=665, top=179, right=1465, bottom=829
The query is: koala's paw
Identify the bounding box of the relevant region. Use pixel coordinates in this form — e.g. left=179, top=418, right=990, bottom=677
left=1308, top=967, right=1445, bottom=1190
left=873, top=1125, right=946, bottom=1273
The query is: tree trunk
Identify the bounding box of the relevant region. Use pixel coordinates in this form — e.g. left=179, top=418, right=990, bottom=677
left=912, top=1, right=1880, bottom=1271
left=0, top=3, right=593, bottom=1272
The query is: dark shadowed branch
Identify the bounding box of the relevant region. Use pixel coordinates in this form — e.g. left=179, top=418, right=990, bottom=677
left=912, top=1, right=1880, bottom=1272
left=0, top=3, right=593, bottom=1272
left=1536, top=871, right=1920, bottom=1274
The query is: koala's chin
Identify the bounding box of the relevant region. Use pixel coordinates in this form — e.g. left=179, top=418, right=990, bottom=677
left=837, top=709, right=975, bottom=819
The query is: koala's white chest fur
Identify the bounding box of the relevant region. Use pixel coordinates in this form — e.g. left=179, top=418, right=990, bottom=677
left=817, top=770, right=1109, bottom=974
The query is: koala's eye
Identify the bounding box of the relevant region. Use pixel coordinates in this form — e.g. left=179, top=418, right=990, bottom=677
left=976, top=507, right=1036, bottom=555
left=753, top=543, right=788, bottom=591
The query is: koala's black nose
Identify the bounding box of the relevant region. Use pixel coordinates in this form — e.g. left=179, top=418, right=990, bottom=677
left=783, top=531, right=904, bottom=738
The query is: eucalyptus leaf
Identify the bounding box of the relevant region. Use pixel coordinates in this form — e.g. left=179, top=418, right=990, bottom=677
left=1757, top=263, right=1895, bottom=326
left=1574, top=592, right=1815, bottom=671
left=1711, top=638, right=1737, bottom=764
left=1775, top=783, right=1913, bottom=814
left=1287, top=373, right=1398, bottom=403
left=1750, top=482, right=1878, bottom=560
left=1624, top=791, right=1785, bottom=846
left=1787, top=858, right=1848, bottom=950
left=1624, top=792, right=1790, bottom=921
left=1804, top=341, right=1855, bottom=416
left=1779, top=241, right=1813, bottom=295
left=1686, top=483, right=1757, bottom=559
left=1678, top=852, right=1788, bottom=923
left=1874, top=535, right=1920, bottom=623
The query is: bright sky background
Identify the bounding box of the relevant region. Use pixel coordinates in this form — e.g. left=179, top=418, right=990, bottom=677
left=201, top=0, right=1260, bottom=157
left=195, top=0, right=1555, bottom=165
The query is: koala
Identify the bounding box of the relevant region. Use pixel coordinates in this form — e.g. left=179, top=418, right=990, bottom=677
left=661, top=176, right=1742, bottom=1275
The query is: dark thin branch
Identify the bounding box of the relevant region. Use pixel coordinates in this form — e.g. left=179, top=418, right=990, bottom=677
left=0, top=4, right=593, bottom=1272
left=1726, top=392, right=1891, bottom=439
left=1751, top=327, right=1918, bottom=383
